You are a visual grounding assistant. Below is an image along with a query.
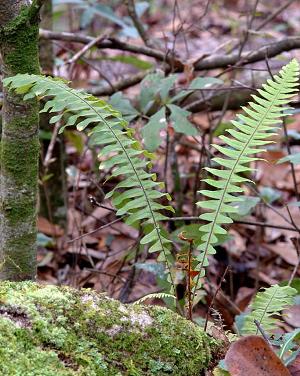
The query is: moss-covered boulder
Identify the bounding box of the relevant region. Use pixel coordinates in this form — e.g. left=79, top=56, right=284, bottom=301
left=0, top=282, right=219, bottom=375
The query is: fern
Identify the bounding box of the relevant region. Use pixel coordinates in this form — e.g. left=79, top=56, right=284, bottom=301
left=193, top=59, right=300, bottom=298
left=3, top=74, right=175, bottom=281
left=242, top=284, right=297, bottom=335
left=132, top=292, right=176, bottom=305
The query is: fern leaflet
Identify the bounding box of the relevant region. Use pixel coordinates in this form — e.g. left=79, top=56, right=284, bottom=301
left=132, top=292, right=176, bottom=305
left=193, top=59, right=299, bottom=298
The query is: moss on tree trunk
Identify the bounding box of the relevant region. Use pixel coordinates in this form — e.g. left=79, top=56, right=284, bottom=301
left=0, top=2, right=41, bottom=280
left=0, top=281, right=222, bottom=375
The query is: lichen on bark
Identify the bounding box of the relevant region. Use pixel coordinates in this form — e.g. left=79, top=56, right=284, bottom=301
left=0, top=1, right=41, bottom=280
left=0, top=282, right=221, bottom=375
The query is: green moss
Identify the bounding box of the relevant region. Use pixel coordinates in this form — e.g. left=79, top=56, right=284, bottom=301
left=0, top=5, right=40, bottom=75
left=0, top=282, right=221, bottom=375
left=0, top=2, right=41, bottom=280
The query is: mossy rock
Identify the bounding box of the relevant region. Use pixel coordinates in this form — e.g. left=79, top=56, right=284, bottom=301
left=0, top=282, right=220, bottom=375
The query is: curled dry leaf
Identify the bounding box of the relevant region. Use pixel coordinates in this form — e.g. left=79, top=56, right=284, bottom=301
left=225, top=335, right=291, bottom=376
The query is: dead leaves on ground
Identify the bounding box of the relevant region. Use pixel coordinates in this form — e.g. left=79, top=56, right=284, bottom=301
left=224, top=336, right=290, bottom=376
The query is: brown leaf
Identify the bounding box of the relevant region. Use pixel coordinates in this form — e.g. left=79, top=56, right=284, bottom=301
left=265, top=241, right=299, bottom=266
left=38, top=217, right=64, bottom=237
left=283, top=305, right=300, bottom=328
left=288, top=352, right=300, bottom=376
left=225, top=335, right=291, bottom=376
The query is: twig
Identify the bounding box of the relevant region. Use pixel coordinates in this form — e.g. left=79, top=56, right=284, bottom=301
left=40, top=29, right=169, bottom=62
left=194, top=37, right=300, bottom=71
left=163, top=216, right=299, bottom=232
left=54, top=41, right=115, bottom=90
left=126, top=0, right=153, bottom=48
left=204, top=266, right=229, bottom=331
left=89, top=70, right=153, bottom=96
left=39, top=29, right=300, bottom=73
left=288, top=238, right=300, bottom=286
left=67, top=217, right=124, bottom=243
left=256, top=0, right=295, bottom=31
left=43, top=122, right=60, bottom=168
left=66, top=34, right=105, bottom=66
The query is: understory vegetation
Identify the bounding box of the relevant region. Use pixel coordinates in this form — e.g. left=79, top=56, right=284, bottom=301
left=1, top=1, right=300, bottom=375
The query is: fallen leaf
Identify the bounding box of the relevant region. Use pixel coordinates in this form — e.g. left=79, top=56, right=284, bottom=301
left=288, top=352, right=300, bottom=376
left=283, top=305, right=300, bottom=328
left=225, top=335, right=291, bottom=376
left=38, top=217, right=64, bottom=237
left=265, top=241, right=299, bottom=266
left=235, top=287, right=255, bottom=311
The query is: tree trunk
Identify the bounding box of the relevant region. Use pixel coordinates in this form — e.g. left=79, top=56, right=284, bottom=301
left=0, top=1, right=41, bottom=281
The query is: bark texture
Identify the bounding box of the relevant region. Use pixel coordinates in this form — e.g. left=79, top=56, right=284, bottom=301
left=0, top=1, right=40, bottom=280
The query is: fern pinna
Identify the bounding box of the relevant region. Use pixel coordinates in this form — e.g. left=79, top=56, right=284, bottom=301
left=3, top=74, right=174, bottom=283
left=242, top=284, right=297, bottom=335
left=193, top=59, right=299, bottom=300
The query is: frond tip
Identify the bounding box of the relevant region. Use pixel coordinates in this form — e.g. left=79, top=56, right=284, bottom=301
left=194, top=59, right=299, bottom=295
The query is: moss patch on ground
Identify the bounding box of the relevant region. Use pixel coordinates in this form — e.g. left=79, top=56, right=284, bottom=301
left=0, top=282, right=220, bottom=375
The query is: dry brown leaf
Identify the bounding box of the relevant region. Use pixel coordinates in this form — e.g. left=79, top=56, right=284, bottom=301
left=38, top=217, right=64, bottom=237
left=264, top=206, right=300, bottom=241
left=265, top=241, right=299, bottom=266
left=223, top=229, right=246, bottom=257
left=235, top=287, right=255, bottom=311
left=288, top=352, right=300, bottom=376
left=283, top=305, right=300, bottom=328
left=81, top=205, right=112, bottom=227
left=225, top=335, right=291, bottom=376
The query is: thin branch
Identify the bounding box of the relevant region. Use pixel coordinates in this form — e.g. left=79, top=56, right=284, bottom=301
left=39, top=29, right=169, bottom=62
left=39, top=29, right=300, bottom=73
left=43, top=122, right=60, bottom=168
left=125, top=0, right=153, bottom=48
left=194, top=37, right=300, bottom=71
left=256, top=0, right=295, bottom=31
left=89, top=70, right=153, bottom=96
left=204, top=266, right=229, bottom=332
left=163, top=216, right=299, bottom=232
left=67, top=217, right=124, bottom=243
left=66, top=34, right=105, bottom=66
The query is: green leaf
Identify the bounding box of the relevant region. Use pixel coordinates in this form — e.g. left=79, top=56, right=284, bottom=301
left=109, top=92, right=139, bottom=121
left=103, top=55, right=153, bottom=70
left=139, top=72, right=164, bottom=113
left=230, top=196, right=260, bottom=219
left=167, top=104, right=197, bottom=135
left=188, top=76, right=223, bottom=90
left=277, top=152, right=300, bottom=165
left=260, top=186, right=282, bottom=204
left=141, top=107, right=166, bottom=151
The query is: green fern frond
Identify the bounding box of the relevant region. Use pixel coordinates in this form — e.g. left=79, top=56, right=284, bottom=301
left=132, top=292, right=176, bottom=305
left=193, top=59, right=299, bottom=296
left=3, top=74, right=175, bottom=275
left=242, top=284, right=297, bottom=335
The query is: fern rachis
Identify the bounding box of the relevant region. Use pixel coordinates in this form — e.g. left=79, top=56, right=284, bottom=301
left=192, top=59, right=300, bottom=301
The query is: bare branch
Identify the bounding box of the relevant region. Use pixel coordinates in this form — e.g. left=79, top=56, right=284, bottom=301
left=40, top=29, right=300, bottom=73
